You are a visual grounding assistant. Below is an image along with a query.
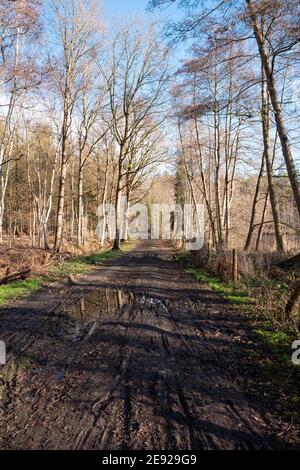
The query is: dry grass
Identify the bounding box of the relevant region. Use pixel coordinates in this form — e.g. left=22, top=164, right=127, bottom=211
left=206, top=249, right=290, bottom=281
left=188, top=247, right=300, bottom=330
left=0, top=236, right=112, bottom=278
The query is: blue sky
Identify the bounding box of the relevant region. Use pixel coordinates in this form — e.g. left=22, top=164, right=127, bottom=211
left=103, top=0, right=149, bottom=16
left=43, top=0, right=186, bottom=66
left=102, top=0, right=186, bottom=65
left=103, top=0, right=182, bottom=23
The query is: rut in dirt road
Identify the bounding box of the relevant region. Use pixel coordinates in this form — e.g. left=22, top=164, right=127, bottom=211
left=0, top=241, right=295, bottom=449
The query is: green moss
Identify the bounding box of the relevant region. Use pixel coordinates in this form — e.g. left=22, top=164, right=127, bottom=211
left=18, top=357, right=33, bottom=371
left=120, top=240, right=137, bottom=253
left=81, top=251, right=117, bottom=265
left=254, top=329, right=293, bottom=364
left=0, top=279, right=40, bottom=305
left=255, top=329, right=290, bottom=346
left=187, top=265, right=300, bottom=423
left=186, top=268, right=254, bottom=305
left=174, top=252, right=190, bottom=263
left=226, top=294, right=254, bottom=304
left=246, top=276, right=289, bottom=292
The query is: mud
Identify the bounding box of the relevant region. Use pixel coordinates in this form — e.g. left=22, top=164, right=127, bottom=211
left=0, top=240, right=297, bottom=449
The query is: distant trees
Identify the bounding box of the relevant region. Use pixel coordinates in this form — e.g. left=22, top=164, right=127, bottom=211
left=0, top=3, right=170, bottom=251
left=0, top=0, right=298, bottom=254
left=173, top=42, right=249, bottom=249
left=99, top=24, right=169, bottom=249
left=75, top=69, right=107, bottom=247
left=25, top=123, right=58, bottom=249
left=151, top=0, right=300, bottom=252
left=50, top=0, right=102, bottom=252
left=245, top=0, right=300, bottom=217
left=0, top=0, right=41, bottom=241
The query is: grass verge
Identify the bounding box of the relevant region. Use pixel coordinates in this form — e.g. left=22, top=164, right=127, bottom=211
left=186, top=266, right=298, bottom=363
left=186, top=267, right=254, bottom=304
left=0, top=279, right=41, bottom=305
left=186, top=262, right=300, bottom=441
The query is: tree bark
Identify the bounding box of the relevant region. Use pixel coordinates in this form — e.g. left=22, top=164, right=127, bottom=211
left=285, top=280, right=300, bottom=319
left=53, top=72, right=70, bottom=253
left=245, top=152, right=265, bottom=251
left=113, top=156, right=123, bottom=251
left=261, top=66, right=284, bottom=252
left=53, top=137, right=68, bottom=252
left=246, top=0, right=300, bottom=218
left=77, top=170, right=84, bottom=246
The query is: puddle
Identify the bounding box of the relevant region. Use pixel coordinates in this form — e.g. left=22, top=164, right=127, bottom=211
left=71, top=289, right=134, bottom=324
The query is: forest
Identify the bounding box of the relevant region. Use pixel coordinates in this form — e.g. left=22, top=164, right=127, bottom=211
left=0, top=0, right=299, bottom=454
left=0, top=1, right=299, bottom=252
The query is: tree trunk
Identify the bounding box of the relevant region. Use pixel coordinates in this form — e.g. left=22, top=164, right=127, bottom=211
left=245, top=152, right=265, bottom=251
left=100, top=155, right=109, bottom=247
left=113, top=155, right=123, bottom=251
left=261, top=67, right=284, bottom=252
left=53, top=75, right=69, bottom=253
left=214, top=98, right=223, bottom=248
left=53, top=150, right=67, bottom=252
left=113, top=185, right=121, bottom=250
left=77, top=170, right=84, bottom=246
left=285, top=281, right=300, bottom=320
left=255, top=190, right=269, bottom=250
left=246, top=0, right=300, bottom=217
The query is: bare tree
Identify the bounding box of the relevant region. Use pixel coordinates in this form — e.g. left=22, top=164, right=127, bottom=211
left=25, top=122, right=59, bottom=249
left=0, top=0, right=41, bottom=241
left=99, top=23, right=169, bottom=249
left=75, top=68, right=107, bottom=246
left=261, top=66, right=284, bottom=251
left=50, top=0, right=102, bottom=252
left=245, top=0, right=300, bottom=217
left=150, top=0, right=300, bottom=217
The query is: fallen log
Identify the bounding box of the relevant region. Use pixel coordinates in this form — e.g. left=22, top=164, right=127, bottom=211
left=277, top=253, right=300, bottom=271
left=0, top=268, right=32, bottom=286
left=285, top=280, right=300, bottom=319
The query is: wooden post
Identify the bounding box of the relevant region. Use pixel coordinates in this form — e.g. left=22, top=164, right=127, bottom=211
left=232, top=249, right=238, bottom=283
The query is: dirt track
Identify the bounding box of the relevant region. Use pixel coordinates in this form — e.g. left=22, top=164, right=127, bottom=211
left=0, top=240, right=297, bottom=449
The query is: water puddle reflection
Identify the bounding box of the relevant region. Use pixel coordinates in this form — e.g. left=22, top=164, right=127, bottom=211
left=71, top=289, right=134, bottom=324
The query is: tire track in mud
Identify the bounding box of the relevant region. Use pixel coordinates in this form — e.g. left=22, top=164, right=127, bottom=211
left=164, top=300, right=261, bottom=449
left=0, top=290, right=86, bottom=445
left=0, top=240, right=296, bottom=449
left=154, top=302, right=209, bottom=450
left=165, top=299, right=278, bottom=450
left=73, top=298, right=144, bottom=450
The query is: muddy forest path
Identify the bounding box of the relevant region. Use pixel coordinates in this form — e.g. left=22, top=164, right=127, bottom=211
left=0, top=240, right=294, bottom=450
